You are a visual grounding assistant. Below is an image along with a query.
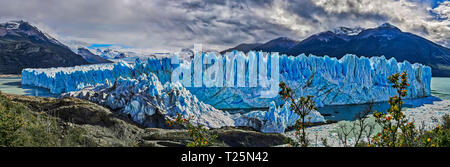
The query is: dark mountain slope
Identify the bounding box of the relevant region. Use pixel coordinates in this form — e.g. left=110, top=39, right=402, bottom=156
left=224, top=23, right=450, bottom=77
left=252, top=37, right=298, bottom=53
left=0, top=21, right=90, bottom=74
left=220, top=37, right=298, bottom=54
left=221, top=43, right=263, bottom=54
left=77, top=47, right=112, bottom=64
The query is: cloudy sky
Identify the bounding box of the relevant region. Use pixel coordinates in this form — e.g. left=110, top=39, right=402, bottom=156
left=0, top=0, right=448, bottom=53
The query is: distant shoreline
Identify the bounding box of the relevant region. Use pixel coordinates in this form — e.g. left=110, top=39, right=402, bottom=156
left=0, top=74, right=21, bottom=78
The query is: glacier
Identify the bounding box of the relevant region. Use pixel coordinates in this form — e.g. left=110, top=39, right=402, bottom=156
left=63, top=73, right=236, bottom=128
left=20, top=51, right=432, bottom=133
left=62, top=72, right=324, bottom=133
left=22, top=51, right=432, bottom=109
left=22, top=62, right=132, bottom=94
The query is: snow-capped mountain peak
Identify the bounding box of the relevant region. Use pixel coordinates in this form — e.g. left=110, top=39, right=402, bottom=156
left=0, top=21, right=21, bottom=30
left=0, top=20, right=65, bottom=47
left=333, top=26, right=365, bottom=36
left=0, top=20, right=92, bottom=74
left=379, top=22, right=400, bottom=29
left=91, top=48, right=138, bottom=59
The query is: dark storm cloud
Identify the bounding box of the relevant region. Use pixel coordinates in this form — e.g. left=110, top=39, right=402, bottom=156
left=0, top=0, right=447, bottom=52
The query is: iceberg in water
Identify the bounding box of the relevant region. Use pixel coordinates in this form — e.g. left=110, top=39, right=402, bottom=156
left=234, top=101, right=325, bottom=133
left=22, top=51, right=432, bottom=109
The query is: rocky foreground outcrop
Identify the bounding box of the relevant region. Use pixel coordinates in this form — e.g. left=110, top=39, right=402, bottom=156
left=3, top=93, right=288, bottom=147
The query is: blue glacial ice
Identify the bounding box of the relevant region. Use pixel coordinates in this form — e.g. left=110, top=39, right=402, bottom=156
left=64, top=73, right=237, bottom=129
left=62, top=72, right=325, bottom=133
left=22, top=51, right=432, bottom=110
left=22, top=52, right=431, bottom=133
left=234, top=101, right=325, bottom=133
left=21, top=62, right=132, bottom=94
left=20, top=51, right=432, bottom=133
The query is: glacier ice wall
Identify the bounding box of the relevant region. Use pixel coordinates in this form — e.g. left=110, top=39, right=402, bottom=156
left=21, top=62, right=133, bottom=94
left=22, top=51, right=432, bottom=109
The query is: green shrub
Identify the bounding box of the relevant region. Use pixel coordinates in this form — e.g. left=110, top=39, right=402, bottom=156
left=442, top=114, right=450, bottom=130
left=279, top=81, right=317, bottom=147
left=167, top=113, right=217, bottom=147
left=371, top=72, right=420, bottom=147
left=0, top=91, right=90, bottom=147
left=0, top=91, right=27, bottom=146
left=417, top=114, right=450, bottom=147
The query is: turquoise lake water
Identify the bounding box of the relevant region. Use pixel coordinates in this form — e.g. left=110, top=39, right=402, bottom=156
left=0, top=77, right=57, bottom=97
left=0, top=77, right=448, bottom=121
left=431, top=77, right=450, bottom=100
left=311, top=77, right=449, bottom=121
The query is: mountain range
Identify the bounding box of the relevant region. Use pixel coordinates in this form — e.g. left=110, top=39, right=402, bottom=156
left=0, top=21, right=107, bottom=74
left=95, top=48, right=132, bottom=59
left=1, top=21, right=449, bottom=77
left=223, top=23, right=450, bottom=77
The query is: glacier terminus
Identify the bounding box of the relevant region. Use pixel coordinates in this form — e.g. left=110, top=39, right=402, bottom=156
left=21, top=51, right=432, bottom=133
left=22, top=51, right=432, bottom=108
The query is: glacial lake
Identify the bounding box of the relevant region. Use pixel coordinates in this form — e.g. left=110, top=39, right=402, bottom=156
left=0, top=77, right=448, bottom=121
left=314, top=77, right=450, bottom=121
left=0, top=77, right=58, bottom=97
